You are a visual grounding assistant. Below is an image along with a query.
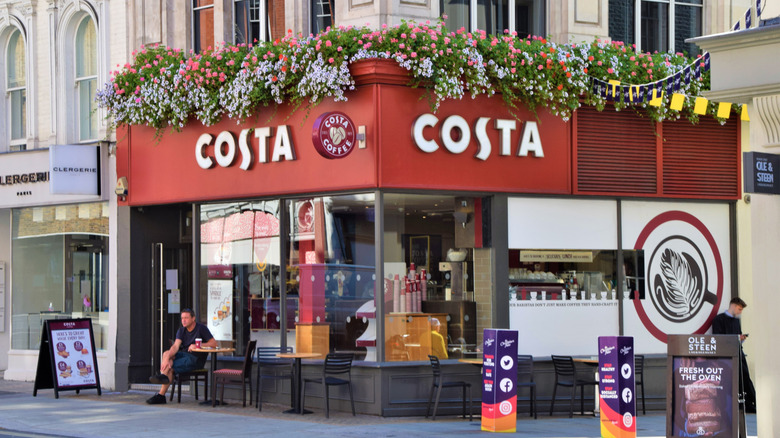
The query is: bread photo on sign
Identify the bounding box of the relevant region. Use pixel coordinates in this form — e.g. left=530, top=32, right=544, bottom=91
left=684, top=379, right=723, bottom=436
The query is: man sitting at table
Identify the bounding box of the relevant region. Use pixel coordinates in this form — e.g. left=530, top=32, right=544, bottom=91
left=146, top=308, right=217, bottom=405
left=430, top=318, right=448, bottom=359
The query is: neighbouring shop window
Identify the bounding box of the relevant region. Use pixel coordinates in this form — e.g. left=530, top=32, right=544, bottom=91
left=609, top=0, right=702, bottom=55
left=6, top=28, right=26, bottom=150
left=441, top=0, right=545, bottom=36
left=234, top=0, right=266, bottom=44
left=11, top=203, right=109, bottom=350
left=383, top=194, right=485, bottom=361
left=75, top=15, right=97, bottom=142
left=311, top=0, right=333, bottom=35
left=199, top=200, right=281, bottom=357
left=286, top=194, right=376, bottom=360
left=193, top=0, right=215, bottom=53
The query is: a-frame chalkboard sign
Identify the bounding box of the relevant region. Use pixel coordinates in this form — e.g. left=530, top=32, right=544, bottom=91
left=33, top=318, right=101, bottom=398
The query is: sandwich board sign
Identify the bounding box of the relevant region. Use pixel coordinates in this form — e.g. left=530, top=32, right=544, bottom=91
left=33, top=318, right=101, bottom=398
left=666, top=334, right=741, bottom=438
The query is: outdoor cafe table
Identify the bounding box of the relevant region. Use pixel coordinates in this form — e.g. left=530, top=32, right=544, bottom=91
left=191, top=347, right=235, bottom=406
left=276, top=352, right=321, bottom=414
left=573, top=357, right=599, bottom=416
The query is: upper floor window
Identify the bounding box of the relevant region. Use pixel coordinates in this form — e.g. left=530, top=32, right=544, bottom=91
left=441, top=0, right=546, bottom=37
left=75, top=16, right=97, bottom=142
left=6, top=28, right=26, bottom=150
left=609, top=0, right=703, bottom=55
left=235, top=0, right=268, bottom=44
left=311, top=0, right=333, bottom=35
left=194, top=0, right=215, bottom=53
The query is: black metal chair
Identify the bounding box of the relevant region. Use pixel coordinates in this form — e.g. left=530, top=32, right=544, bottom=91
left=301, top=352, right=356, bottom=418
left=256, top=346, right=294, bottom=411
left=635, top=354, right=646, bottom=415
left=169, top=367, right=208, bottom=403
left=426, top=355, right=473, bottom=421
left=549, top=355, right=598, bottom=418
left=516, top=354, right=537, bottom=419
left=212, top=340, right=257, bottom=407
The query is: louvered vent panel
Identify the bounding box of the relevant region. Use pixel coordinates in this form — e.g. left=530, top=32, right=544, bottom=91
left=663, top=117, right=739, bottom=198
left=576, top=107, right=657, bottom=194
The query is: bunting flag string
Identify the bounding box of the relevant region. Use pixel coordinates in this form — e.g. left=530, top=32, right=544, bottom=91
left=587, top=51, right=748, bottom=121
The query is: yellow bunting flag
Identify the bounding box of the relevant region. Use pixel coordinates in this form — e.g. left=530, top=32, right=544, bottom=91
left=717, top=102, right=732, bottom=119
left=608, top=80, right=621, bottom=98
left=649, top=89, right=664, bottom=107
left=741, top=104, right=750, bottom=121
left=693, top=97, right=709, bottom=115
left=670, top=93, right=686, bottom=111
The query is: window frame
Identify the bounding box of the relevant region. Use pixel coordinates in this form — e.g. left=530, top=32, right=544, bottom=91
left=233, top=0, right=269, bottom=44
left=624, top=0, right=703, bottom=54
left=74, top=15, right=98, bottom=143
left=440, top=0, right=546, bottom=37
left=193, top=0, right=215, bottom=53
left=5, top=28, right=26, bottom=150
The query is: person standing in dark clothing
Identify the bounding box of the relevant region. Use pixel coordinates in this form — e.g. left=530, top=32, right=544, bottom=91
left=711, top=297, right=756, bottom=413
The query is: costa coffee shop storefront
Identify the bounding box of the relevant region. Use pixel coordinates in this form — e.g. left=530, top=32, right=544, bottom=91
left=116, top=62, right=740, bottom=416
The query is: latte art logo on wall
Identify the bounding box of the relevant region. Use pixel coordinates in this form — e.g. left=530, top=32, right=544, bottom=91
left=312, top=112, right=357, bottom=159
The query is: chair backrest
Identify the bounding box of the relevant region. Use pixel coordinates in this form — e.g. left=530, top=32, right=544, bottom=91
left=257, top=346, right=293, bottom=364
left=551, top=355, right=577, bottom=377
left=428, top=355, right=443, bottom=379
left=324, top=352, right=354, bottom=376
left=241, top=340, right=257, bottom=375
left=517, top=354, right=534, bottom=383
left=634, top=354, right=645, bottom=379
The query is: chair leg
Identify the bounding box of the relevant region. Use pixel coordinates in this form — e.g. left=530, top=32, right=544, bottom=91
left=220, top=379, right=226, bottom=406
left=257, top=377, right=263, bottom=411
left=640, top=382, right=646, bottom=415
left=426, top=383, right=435, bottom=418
left=242, top=377, right=247, bottom=407
left=194, top=376, right=199, bottom=400
left=467, top=385, right=473, bottom=422
left=169, top=376, right=175, bottom=402
left=348, top=382, right=356, bottom=416
left=531, top=386, right=537, bottom=419
left=549, top=383, right=558, bottom=416
left=432, top=384, right=443, bottom=421
left=569, top=386, right=575, bottom=418
left=212, top=378, right=217, bottom=407
left=324, top=382, right=330, bottom=419
left=580, top=384, right=585, bottom=416
left=178, top=378, right=182, bottom=403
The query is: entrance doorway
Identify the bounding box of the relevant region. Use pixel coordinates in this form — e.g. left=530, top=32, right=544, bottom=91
left=150, top=243, right=192, bottom=373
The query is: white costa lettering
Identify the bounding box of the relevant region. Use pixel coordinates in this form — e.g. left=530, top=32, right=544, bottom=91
left=195, top=126, right=296, bottom=170
left=412, top=114, right=544, bottom=159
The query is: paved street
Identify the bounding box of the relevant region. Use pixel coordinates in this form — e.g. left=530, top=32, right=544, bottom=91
left=0, top=375, right=757, bottom=438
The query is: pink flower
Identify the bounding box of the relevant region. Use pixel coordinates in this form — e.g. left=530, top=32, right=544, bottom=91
left=537, top=65, right=543, bottom=70
left=326, top=40, right=332, bottom=47
left=597, top=61, right=602, bottom=66
left=329, top=57, right=334, bottom=63
left=607, top=68, right=614, bottom=74
left=411, top=52, right=417, bottom=58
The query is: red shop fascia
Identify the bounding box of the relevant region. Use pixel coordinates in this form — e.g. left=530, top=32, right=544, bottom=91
left=115, top=60, right=741, bottom=206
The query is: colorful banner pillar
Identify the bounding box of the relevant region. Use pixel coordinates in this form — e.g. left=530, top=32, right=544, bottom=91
left=598, top=336, right=637, bottom=438
left=481, top=329, right=519, bottom=432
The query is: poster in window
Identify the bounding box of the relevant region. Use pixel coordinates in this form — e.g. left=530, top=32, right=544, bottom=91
left=207, top=280, right=233, bottom=341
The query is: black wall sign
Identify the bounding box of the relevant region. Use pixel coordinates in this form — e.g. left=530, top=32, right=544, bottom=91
left=33, top=318, right=102, bottom=398
left=743, top=151, right=780, bottom=194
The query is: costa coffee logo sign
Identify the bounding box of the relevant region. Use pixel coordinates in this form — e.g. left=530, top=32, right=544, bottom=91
left=195, top=125, right=296, bottom=170
left=632, top=211, right=724, bottom=343
left=412, top=114, right=544, bottom=160
left=312, top=112, right=357, bottom=159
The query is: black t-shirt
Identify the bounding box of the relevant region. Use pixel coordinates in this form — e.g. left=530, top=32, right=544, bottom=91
left=176, top=323, right=214, bottom=361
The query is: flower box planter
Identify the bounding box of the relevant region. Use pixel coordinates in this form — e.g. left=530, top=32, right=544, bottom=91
left=349, top=58, right=410, bottom=86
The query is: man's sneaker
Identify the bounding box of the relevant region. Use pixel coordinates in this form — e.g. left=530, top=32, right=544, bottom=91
left=146, top=393, right=167, bottom=405
left=149, top=373, right=170, bottom=385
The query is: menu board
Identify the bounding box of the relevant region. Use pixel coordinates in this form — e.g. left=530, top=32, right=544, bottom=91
left=481, top=328, right=519, bottom=433
left=207, top=280, right=233, bottom=341
left=666, top=335, right=740, bottom=438
left=33, top=318, right=101, bottom=398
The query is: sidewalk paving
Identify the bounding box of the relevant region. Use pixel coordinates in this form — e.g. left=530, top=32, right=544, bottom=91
left=0, top=376, right=757, bottom=438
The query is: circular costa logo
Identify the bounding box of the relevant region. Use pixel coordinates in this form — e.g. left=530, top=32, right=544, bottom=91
left=74, top=341, right=83, bottom=351
left=56, top=342, right=66, bottom=352
left=312, top=111, right=357, bottom=159
left=633, top=211, right=723, bottom=343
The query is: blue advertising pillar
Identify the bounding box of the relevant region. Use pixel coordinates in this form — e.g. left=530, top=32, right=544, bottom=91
left=482, top=329, right=519, bottom=432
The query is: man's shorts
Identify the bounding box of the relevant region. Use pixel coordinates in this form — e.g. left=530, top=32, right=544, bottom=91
left=172, top=352, right=204, bottom=373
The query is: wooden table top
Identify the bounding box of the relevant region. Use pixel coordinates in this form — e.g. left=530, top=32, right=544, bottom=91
left=573, top=357, right=598, bottom=365
left=191, top=347, right=235, bottom=354
left=458, top=358, right=483, bottom=365
left=277, top=352, right=321, bottom=360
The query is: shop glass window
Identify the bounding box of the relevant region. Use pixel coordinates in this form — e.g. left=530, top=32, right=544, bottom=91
left=6, top=28, right=26, bottom=150
left=609, top=0, right=702, bottom=55
left=199, top=200, right=282, bottom=357
left=441, top=0, right=545, bottom=36
left=234, top=0, right=265, bottom=44
left=285, top=194, right=376, bottom=360
left=75, top=16, right=97, bottom=142
left=193, top=0, right=215, bottom=53
left=311, top=0, right=334, bottom=35
left=383, top=194, right=486, bottom=362
left=11, top=203, right=109, bottom=350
